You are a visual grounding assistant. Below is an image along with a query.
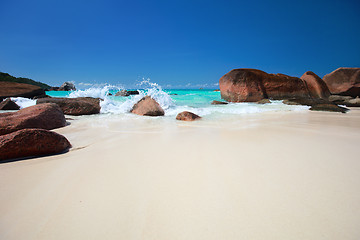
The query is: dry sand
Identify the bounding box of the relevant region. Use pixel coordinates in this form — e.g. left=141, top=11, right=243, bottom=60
left=1, top=109, right=360, bottom=240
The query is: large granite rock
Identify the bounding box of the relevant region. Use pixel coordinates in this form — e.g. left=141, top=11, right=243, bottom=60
left=219, top=69, right=310, bottom=102
left=323, top=68, right=360, bottom=97
left=0, top=82, right=45, bottom=101
left=131, top=96, right=164, bottom=116
left=0, top=98, right=20, bottom=110
left=37, top=97, right=101, bottom=115
left=176, top=111, right=201, bottom=121
left=0, top=129, right=71, bottom=161
left=300, top=71, right=331, bottom=99
left=0, top=103, right=66, bottom=135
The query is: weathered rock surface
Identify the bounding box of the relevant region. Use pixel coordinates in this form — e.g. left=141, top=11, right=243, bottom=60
left=211, top=100, right=228, bottom=105
left=0, top=129, right=71, bottom=161
left=310, top=104, right=349, bottom=113
left=300, top=71, right=331, bottom=99
left=0, top=103, right=66, bottom=135
left=115, top=90, right=140, bottom=96
left=219, top=69, right=310, bottom=102
left=323, top=68, right=360, bottom=96
left=37, top=97, right=101, bottom=115
left=176, top=111, right=201, bottom=121
left=0, top=82, right=45, bottom=101
left=0, top=98, right=20, bottom=110
left=131, top=96, right=164, bottom=116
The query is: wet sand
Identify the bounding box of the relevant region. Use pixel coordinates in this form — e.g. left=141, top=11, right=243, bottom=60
left=1, top=109, right=360, bottom=240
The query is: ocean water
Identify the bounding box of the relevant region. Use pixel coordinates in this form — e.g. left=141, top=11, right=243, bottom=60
left=10, top=81, right=309, bottom=119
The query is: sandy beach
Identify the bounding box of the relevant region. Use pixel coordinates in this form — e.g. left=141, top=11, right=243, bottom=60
left=1, top=109, right=360, bottom=240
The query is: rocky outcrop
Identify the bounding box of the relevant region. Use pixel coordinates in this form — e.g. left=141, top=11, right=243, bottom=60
left=300, top=71, right=331, bottom=99
left=115, top=90, right=140, bottom=96
left=37, top=97, right=101, bottom=115
left=310, top=104, right=349, bottom=113
left=219, top=69, right=311, bottom=102
left=211, top=100, right=228, bottom=105
left=176, top=111, right=201, bottom=121
left=323, top=68, right=360, bottom=97
left=0, top=129, right=71, bottom=161
left=0, top=98, right=20, bottom=110
left=131, top=96, right=164, bottom=116
left=0, top=103, right=66, bottom=135
left=0, top=82, right=46, bottom=101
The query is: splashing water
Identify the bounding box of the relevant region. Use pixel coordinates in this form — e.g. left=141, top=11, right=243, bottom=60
left=64, top=79, right=174, bottom=114
left=10, top=97, right=36, bottom=109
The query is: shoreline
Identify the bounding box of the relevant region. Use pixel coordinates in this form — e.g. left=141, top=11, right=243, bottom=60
left=1, top=109, right=360, bottom=239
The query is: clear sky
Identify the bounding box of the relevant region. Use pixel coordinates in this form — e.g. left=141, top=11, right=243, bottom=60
left=1, top=0, right=359, bottom=89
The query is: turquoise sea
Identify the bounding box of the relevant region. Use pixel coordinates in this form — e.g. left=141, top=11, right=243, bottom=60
left=7, top=78, right=309, bottom=118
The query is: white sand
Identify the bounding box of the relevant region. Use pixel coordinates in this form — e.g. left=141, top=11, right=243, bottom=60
left=1, top=109, right=360, bottom=240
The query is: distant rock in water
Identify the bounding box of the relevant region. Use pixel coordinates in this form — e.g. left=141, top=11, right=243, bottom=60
left=176, top=111, right=201, bottom=121
left=48, top=82, right=76, bottom=91
left=300, top=71, right=331, bottom=99
left=0, top=129, right=71, bottom=161
left=131, top=96, right=164, bottom=116
left=0, top=103, right=66, bottom=136
left=219, top=69, right=311, bottom=102
left=211, top=100, right=228, bottom=105
left=256, top=99, right=271, bottom=104
left=0, top=82, right=46, bottom=101
left=0, top=98, right=20, bottom=110
left=60, top=82, right=76, bottom=91
left=323, top=68, right=360, bottom=97
left=115, top=90, right=139, bottom=96
left=37, top=97, right=101, bottom=115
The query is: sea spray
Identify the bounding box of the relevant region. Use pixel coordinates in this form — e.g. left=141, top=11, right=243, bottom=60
left=10, top=97, right=36, bottom=109
left=65, top=79, right=175, bottom=114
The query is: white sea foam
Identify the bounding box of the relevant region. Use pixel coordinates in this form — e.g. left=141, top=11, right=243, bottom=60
left=10, top=97, right=36, bottom=109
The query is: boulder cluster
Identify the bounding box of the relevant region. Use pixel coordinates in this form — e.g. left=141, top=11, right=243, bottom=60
left=219, top=67, right=360, bottom=112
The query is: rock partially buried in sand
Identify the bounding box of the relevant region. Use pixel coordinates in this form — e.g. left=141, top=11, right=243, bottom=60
left=329, top=95, right=360, bottom=107
left=211, top=100, right=228, bottom=105
left=310, top=104, right=349, bottom=113
left=219, top=69, right=310, bottom=102
left=0, top=98, right=20, bottom=110
left=131, top=96, right=164, bottom=116
left=37, top=97, right=101, bottom=115
left=0, top=82, right=46, bottom=101
left=0, top=103, right=66, bottom=136
left=0, top=129, right=71, bottom=161
left=323, top=67, right=360, bottom=97
left=176, top=111, right=201, bottom=121
left=300, top=71, right=331, bottom=99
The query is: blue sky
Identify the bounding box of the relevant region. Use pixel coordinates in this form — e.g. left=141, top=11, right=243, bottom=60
left=0, top=0, right=359, bottom=88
